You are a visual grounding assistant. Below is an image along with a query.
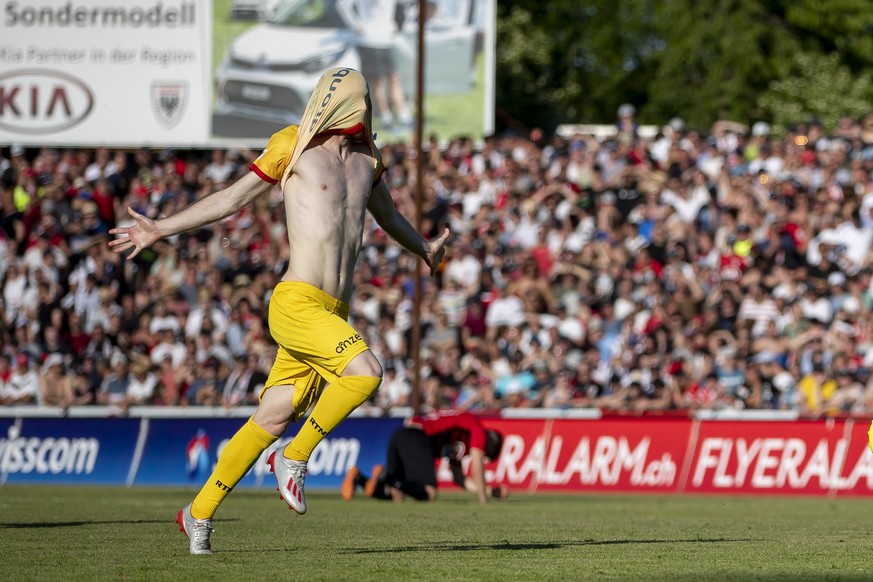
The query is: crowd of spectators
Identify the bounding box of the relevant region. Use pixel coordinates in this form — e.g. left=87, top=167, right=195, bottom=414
left=4, top=109, right=873, bottom=417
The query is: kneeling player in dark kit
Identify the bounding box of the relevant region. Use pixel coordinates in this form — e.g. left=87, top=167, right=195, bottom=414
left=342, top=411, right=508, bottom=503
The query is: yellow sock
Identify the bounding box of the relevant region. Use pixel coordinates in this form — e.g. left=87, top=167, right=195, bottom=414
left=285, top=375, right=381, bottom=462
left=191, top=417, right=278, bottom=519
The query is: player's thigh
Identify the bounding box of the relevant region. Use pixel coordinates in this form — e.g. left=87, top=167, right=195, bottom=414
left=253, top=384, right=297, bottom=433
left=261, top=348, right=328, bottom=421
left=269, top=293, right=367, bottom=382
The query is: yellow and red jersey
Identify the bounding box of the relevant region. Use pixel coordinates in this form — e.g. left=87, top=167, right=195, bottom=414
left=249, top=124, right=386, bottom=186
left=249, top=125, right=299, bottom=185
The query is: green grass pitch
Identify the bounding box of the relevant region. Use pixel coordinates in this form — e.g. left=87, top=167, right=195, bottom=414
left=1, top=486, right=872, bottom=581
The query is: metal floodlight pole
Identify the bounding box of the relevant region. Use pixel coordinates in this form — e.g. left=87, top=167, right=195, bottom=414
left=410, top=0, right=426, bottom=415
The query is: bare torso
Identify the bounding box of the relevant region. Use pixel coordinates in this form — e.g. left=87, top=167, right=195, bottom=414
left=280, top=133, right=375, bottom=302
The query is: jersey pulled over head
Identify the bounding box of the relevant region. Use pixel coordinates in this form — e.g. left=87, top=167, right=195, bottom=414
left=281, top=67, right=377, bottom=188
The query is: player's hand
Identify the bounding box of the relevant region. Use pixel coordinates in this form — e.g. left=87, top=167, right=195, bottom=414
left=491, top=484, right=510, bottom=500
left=108, top=207, right=161, bottom=260
left=425, top=227, right=450, bottom=277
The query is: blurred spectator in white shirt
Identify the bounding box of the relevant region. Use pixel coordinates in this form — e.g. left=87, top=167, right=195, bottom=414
left=1, top=354, right=40, bottom=405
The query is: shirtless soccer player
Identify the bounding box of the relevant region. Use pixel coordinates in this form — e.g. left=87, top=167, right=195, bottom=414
left=109, top=67, right=449, bottom=555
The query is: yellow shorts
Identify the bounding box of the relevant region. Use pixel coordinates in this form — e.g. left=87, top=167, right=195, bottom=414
left=261, top=281, right=370, bottom=418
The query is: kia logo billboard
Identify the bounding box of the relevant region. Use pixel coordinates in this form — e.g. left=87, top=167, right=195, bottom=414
left=0, top=69, right=94, bottom=134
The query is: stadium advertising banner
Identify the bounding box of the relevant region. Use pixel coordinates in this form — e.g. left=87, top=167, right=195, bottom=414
left=134, top=416, right=403, bottom=488
left=685, top=419, right=873, bottom=496
left=0, top=0, right=495, bottom=147
left=0, top=417, right=141, bottom=485
left=210, top=0, right=495, bottom=143
left=442, top=417, right=873, bottom=496
left=2, top=414, right=871, bottom=496
left=455, top=418, right=692, bottom=494
left=0, top=0, right=212, bottom=146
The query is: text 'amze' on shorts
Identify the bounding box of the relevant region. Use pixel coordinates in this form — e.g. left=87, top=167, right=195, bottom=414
left=335, top=333, right=363, bottom=354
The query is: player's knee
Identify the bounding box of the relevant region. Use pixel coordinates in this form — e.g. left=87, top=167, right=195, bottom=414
left=253, top=385, right=296, bottom=434
left=341, top=374, right=382, bottom=399
left=343, top=350, right=383, bottom=379
left=359, top=375, right=382, bottom=397
left=425, top=486, right=438, bottom=502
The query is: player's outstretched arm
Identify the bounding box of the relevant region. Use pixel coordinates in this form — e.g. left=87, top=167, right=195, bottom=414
left=367, top=179, right=450, bottom=276
left=109, top=172, right=271, bottom=260
left=467, top=448, right=490, bottom=504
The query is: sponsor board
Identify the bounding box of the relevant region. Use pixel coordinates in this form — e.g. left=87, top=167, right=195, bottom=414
left=211, top=0, right=496, bottom=142
left=0, top=0, right=210, bottom=145
left=1, top=413, right=871, bottom=496
left=134, top=417, right=402, bottom=488
left=438, top=418, right=689, bottom=493
left=0, top=0, right=496, bottom=146
left=0, top=417, right=140, bottom=484
left=0, top=68, right=94, bottom=134
left=686, top=419, right=873, bottom=495
left=440, top=417, right=873, bottom=496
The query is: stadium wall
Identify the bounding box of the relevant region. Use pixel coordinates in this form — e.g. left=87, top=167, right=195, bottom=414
left=1, top=408, right=871, bottom=496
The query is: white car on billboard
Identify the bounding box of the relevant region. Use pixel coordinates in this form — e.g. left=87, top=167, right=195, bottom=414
left=229, top=0, right=282, bottom=20
left=213, top=0, right=478, bottom=131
